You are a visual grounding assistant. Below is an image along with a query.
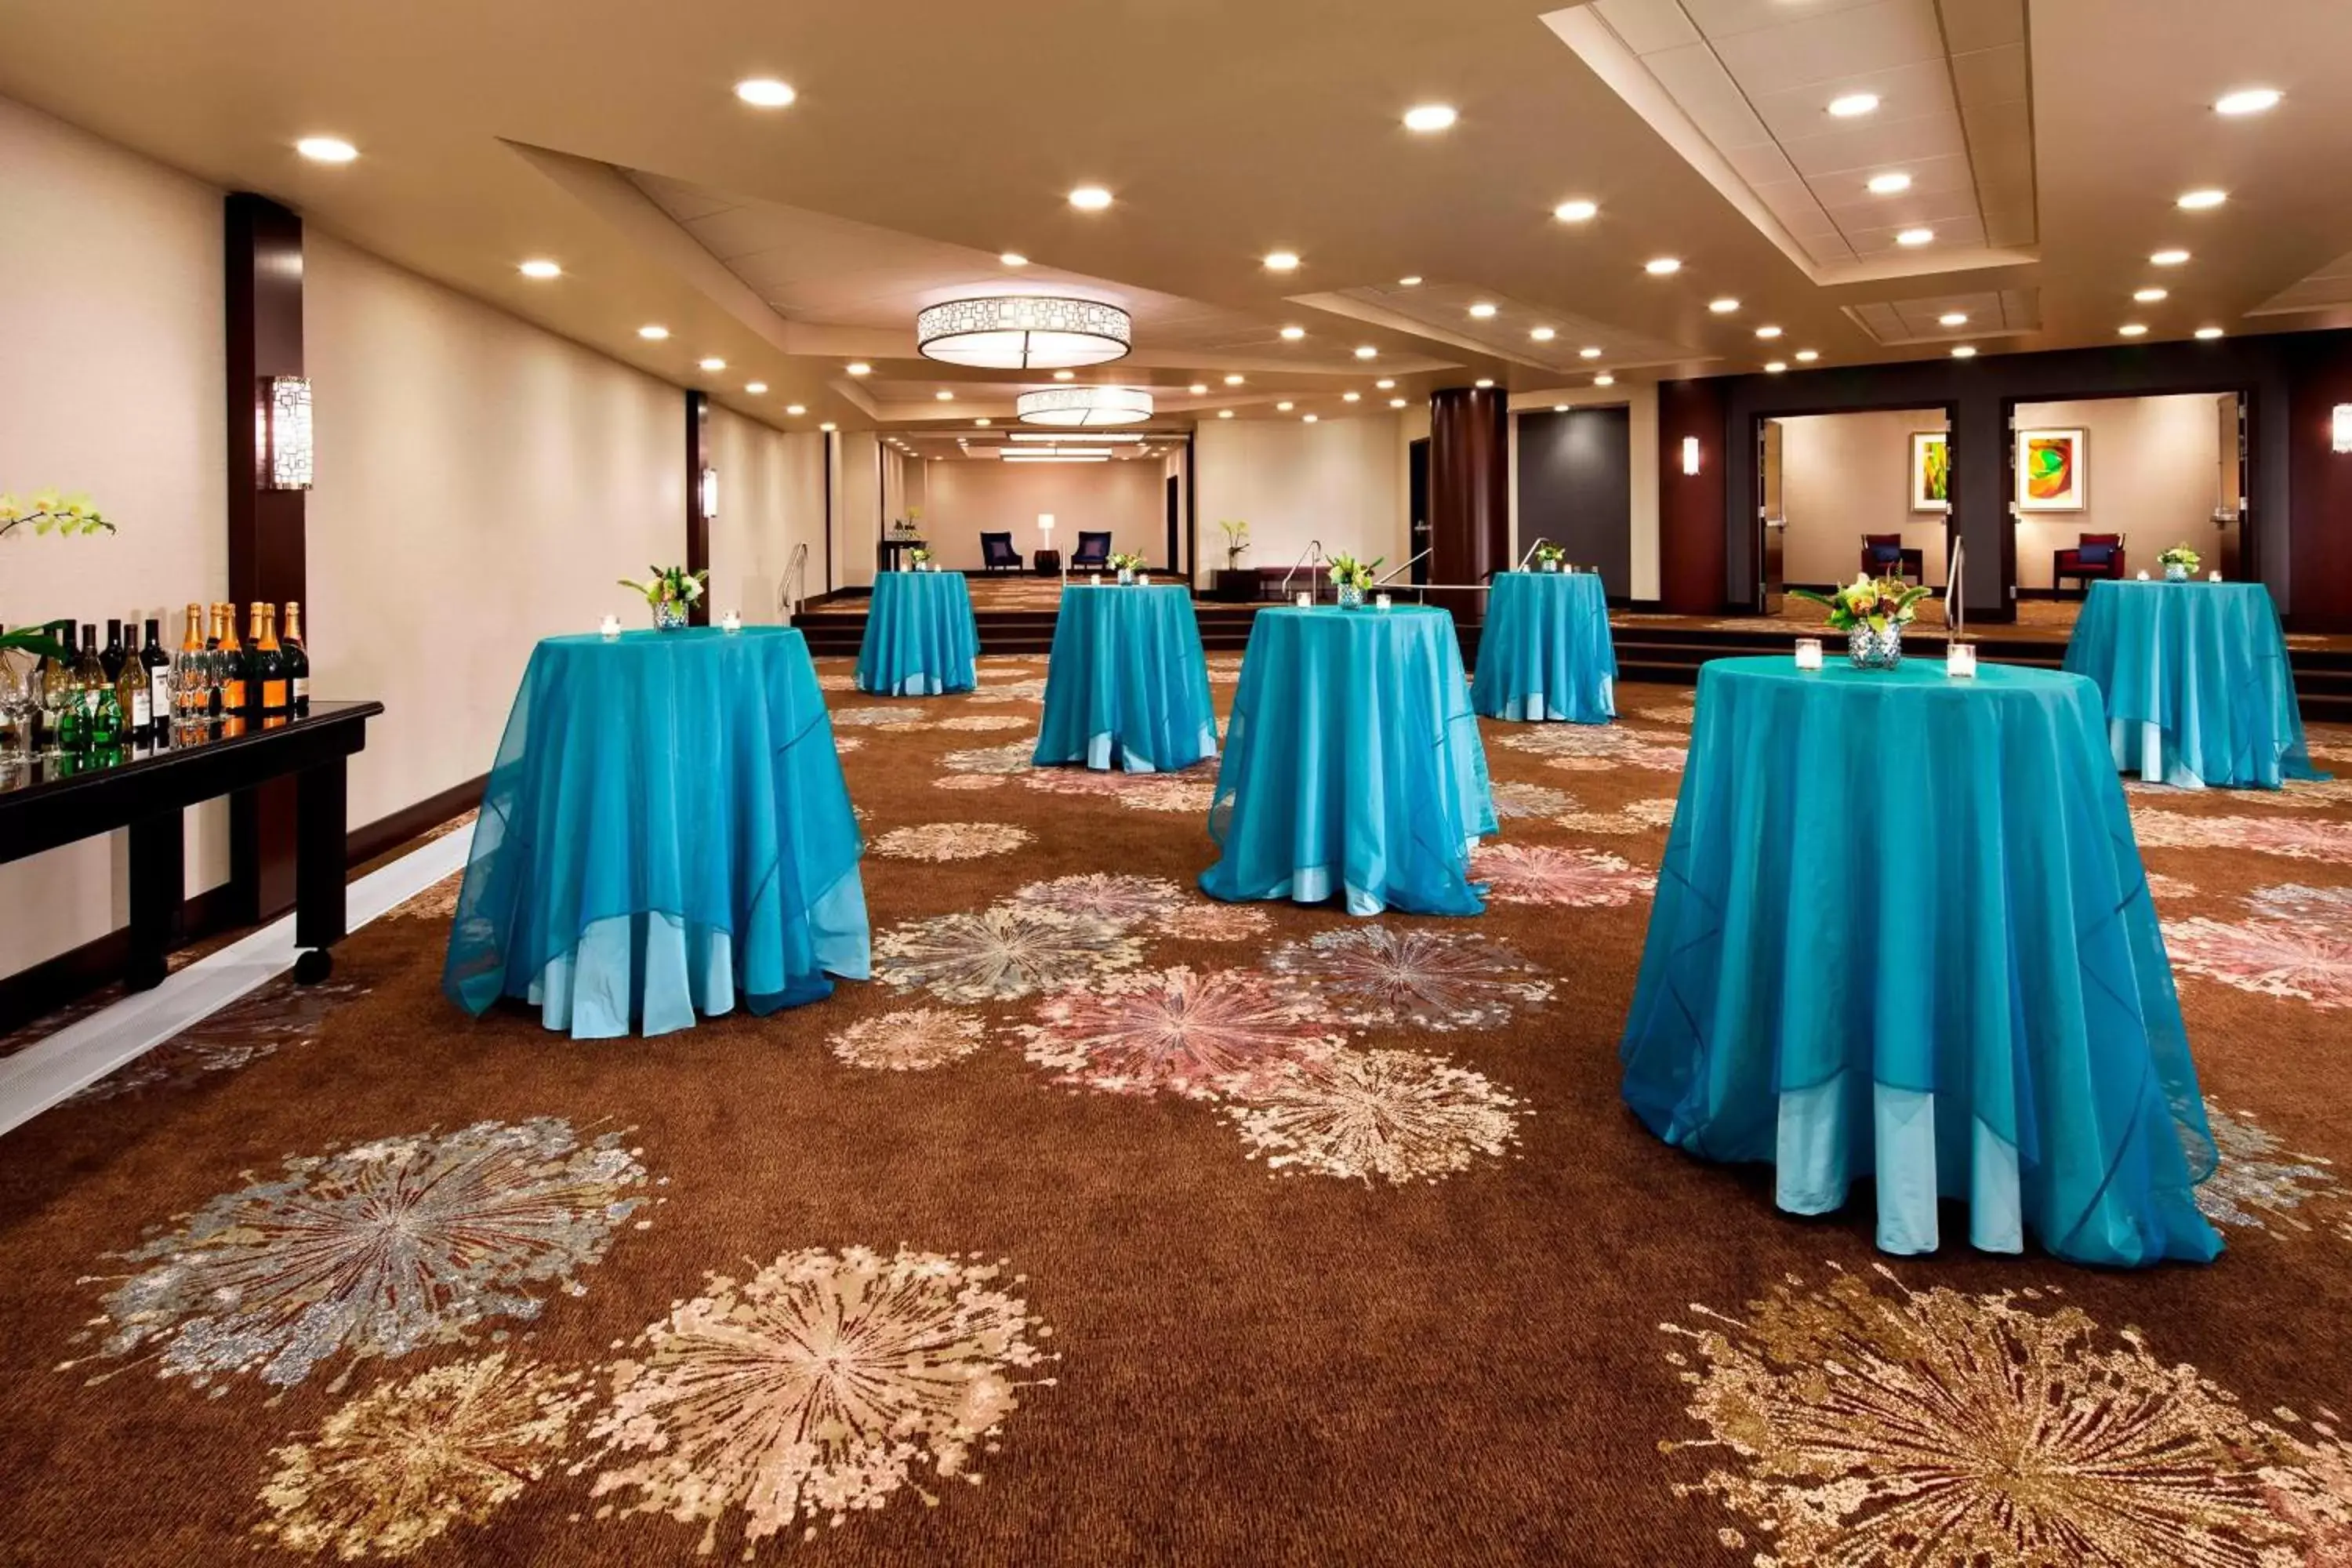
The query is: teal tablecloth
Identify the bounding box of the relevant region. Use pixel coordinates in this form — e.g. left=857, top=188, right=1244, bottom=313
left=857, top=571, right=978, bottom=695
left=1471, top=569, right=1617, bottom=723
left=1620, top=656, right=2220, bottom=1268
left=442, top=627, right=869, bottom=1038
left=1200, top=605, right=1495, bottom=916
left=1033, top=584, right=1218, bottom=772
left=2062, top=578, right=2321, bottom=789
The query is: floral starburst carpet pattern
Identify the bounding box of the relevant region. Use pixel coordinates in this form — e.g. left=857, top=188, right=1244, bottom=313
left=0, top=650, right=2347, bottom=1566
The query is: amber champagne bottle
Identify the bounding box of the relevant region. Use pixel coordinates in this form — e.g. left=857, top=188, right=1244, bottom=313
left=282, top=601, right=311, bottom=717
left=252, top=603, right=289, bottom=719
left=216, top=602, right=247, bottom=715
left=174, top=603, right=207, bottom=737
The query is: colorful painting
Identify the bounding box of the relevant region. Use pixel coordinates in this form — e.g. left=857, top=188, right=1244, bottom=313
left=2016, top=426, right=2087, bottom=511
left=1909, top=431, right=1949, bottom=512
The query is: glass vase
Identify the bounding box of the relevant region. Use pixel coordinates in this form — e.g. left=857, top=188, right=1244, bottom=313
left=2164, top=564, right=2190, bottom=582
left=654, top=601, right=689, bottom=631
left=1117, top=568, right=1134, bottom=585
left=1847, top=623, right=1902, bottom=669
left=1335, top=583, right=1365, bottom=609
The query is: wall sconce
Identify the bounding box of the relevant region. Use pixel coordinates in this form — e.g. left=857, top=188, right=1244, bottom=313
left=1682, top=436, right=1701, bottom=476
left=699, top=466, right=720, bottom=518
left=2335, top=405, right=2352, bottom=454
left=261, top=376, right=314, bottom=490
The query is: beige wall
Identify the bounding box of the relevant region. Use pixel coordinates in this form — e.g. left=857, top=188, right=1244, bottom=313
left=833, top=432, right=881, bottom=589
left=2013, top=395, right=2226, bottom=590
left=0, top=94, right=229, bottom=976
left=707, top=408, right=825, bottom=622
left=304, top=231, right=684, bottom=833
left=1192, top=414, right=1404, bottom=586
left=920, top=459, right=1166, bottom=572
left=1775, top=409, right=1951, bottom=586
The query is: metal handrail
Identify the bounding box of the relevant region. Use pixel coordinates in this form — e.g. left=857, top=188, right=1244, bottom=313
left=776, top=541, right=809, bottom=622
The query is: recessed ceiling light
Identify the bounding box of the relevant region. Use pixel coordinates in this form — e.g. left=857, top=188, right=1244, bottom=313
left=1403, top=104, right=1457, bottom=132
left=1225, top=374, right=1245, bottom=386
left=1344, top=391, right=1361, bottom=402
left=1756, top=325, right=1782, bottom=339
left=1068, top=186, right=1113, bottom=211
left=1708, top=298, right=1740, bottom=314
left=1896, top=227, right=1935, bottom=246
left=1375, top=378, right=1396, bottom=389
left=2215, top=88, right=2281, bottom=116
left=1553, top=199, right=1599, bottom=223
left=1764, top=361, right=1788, bottom=374
left=2134, top=287, right=2169, bottom=303
left=1388, top=397, right=1407, bottom=408
left=975, top=417, right=992, bottom=426
left=1264, top=251, right=1301, bottom=272
left=1475, top=378, right=1494, bottom=389
left=819, top=422, right=837, bottom=431
left=786, top=403, right=805, bottom=415
left=1554, top=403, right=1570, bottom=413
left=1276, top=401, right=1294, bottom=411
left=1939, top=311, right=1970, bottom=326
left=2195, top=325, right=2226, bottom=339
left=1000, top=252, right=1029, bottom=267
left=1218, top=408, right=1235, bottom=418
left=518, top=259, right=561, bottom=279
left=935, top=390, right=955, bottom=400
left=2151, top=249, right=2191, bottom=267
left=746, top=382, right=768, bottom=394
left=1052, top=369, right=1076, bottom=381
left=1951, top=345, right=1978, bottom=358
left=2119, top=323, right=2149, bottom=337
left=1302, top=413, right=1319, bottom=423
left=1645, top=257, right=1682, bottom=275
left=1828, top=93, right=1880, bottom=118
left=846, top=361, right=871, bottom=376
left=1529, top=327, right=1556, bottom=342
left=1593, top=373, right=1615, bottom=387
left=1580, top=346, right=1602, bottom=359
left=735, top=78, right=797, bottom=107
left=296, top=136, right=358, bottom=162
left=1398, top=275, right=1423, bottom=287
left=1189, top=383, right=1208, bottom=394
left=1795, top=350, right=1819, bottom=362
left=1866, top=172, right=1913, bottom=195
left=1279, top=325, right=1306, bottom=340
left=2177, top=188, right=2227, bottom=210
left=699, top=357, right=727, bottom=372
left=1355, top=345, right=1379, bottom=359
left=638, top=325, right=670, bottom=340
left=1468, top=302, right=1497, bottom=318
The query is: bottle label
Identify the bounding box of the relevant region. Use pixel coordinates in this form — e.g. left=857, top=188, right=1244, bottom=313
left=151, top=670, right=172, bottom=722
left=291, top=677, right=310, bottom=702
left=263, top=679, right=289, bottom=712
left=132, top=687, right=152, bottom=728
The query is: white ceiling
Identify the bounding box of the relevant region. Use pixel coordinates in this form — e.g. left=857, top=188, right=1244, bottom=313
left=1844, top=285, right=2039, bottom=343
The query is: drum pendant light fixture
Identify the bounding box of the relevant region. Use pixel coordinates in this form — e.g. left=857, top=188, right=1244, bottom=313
left=916, top=296, right=1131, bottom=369
left=1014, top=385, right=1154, bottom=426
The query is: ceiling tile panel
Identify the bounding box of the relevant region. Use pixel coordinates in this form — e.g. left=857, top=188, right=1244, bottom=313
left=1677, top=0, right=1887, bottom=39
left=1949, top=42, right=2028, bottom=107
left=1592, top=0, right=1704, bottom=56
left=1705, top=0, right=1945, bottom=93
left=1641, top=42, right=1776, bottom=147
left=1934, top=0, right=2028, bottom=56
left=1744, top=59, right=1956, bottom=143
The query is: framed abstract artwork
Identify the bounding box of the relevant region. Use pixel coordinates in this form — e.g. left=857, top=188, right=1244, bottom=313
left=1909, top=431, right=1950, bottom=512
left=2016, top=427, right=2087, bottom=512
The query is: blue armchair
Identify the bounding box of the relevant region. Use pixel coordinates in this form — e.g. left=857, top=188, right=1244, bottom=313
left=979, top=531, right=1022, bottom=575
left=1069, top=530, right=1114, bottom=571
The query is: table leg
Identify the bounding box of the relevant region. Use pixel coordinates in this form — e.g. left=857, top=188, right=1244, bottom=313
left=292, top=756, right=347, bottom=983
left=126, top=809, right=183, bottom=991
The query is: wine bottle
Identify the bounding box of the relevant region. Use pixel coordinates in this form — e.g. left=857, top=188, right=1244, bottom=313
left=116, top=647, right=148, bottom=744
left=282, top=601, right=311, bottom=717
left=39, top=622, right=79, bottom=752
left=242, top=603, right=271, bottom=719
left=203, top=604, right=226, bottom=719
left=254, top=603, right=289, bottom=717
left=62, top=626, right=103, bottom=751
left=86, top=626, right=126, bottom=750
left=174, top=604, right=206, bottom=739
left=100, top=618, right=126, bottom=683
left=141, top=618, right=171, bottom=743
left=218, top=602, right=247, bottom=715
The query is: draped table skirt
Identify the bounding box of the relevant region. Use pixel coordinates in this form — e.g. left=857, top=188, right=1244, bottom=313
left=1200, top=605, right=1496, bottom=916
left=1618, top=657, right=2221, bottom=1267
left=2062, top=578, right=2322, bottom=789
left=857, top=570, right=979, bottom=696
left=1470, top=569, right=1618, bottom=723
left=1033, top=584, right=1219, bottom=772
left=442, top=626, right=869, bottom=1038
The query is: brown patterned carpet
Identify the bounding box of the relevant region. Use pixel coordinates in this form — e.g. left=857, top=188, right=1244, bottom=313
left=2, top=655, right=2350, bottom=1566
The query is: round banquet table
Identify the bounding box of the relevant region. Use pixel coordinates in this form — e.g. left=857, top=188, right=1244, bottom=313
left=1032, top=583, right=1219, bottom=772
left=1200, top=604, right=1495, bottom=916
left=442, top=626, right=870, bottom=1038
left=1618, top=656, right=2221, bottom=1268
left=856, top=570, right=979, bottom=696
left=2062, top=577, right=2322, bottom=789
left=1470, top=569, right=1618, bottom=723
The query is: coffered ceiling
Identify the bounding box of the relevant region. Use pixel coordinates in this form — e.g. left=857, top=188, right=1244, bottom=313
left=2, top=0, right=2349, bottom=439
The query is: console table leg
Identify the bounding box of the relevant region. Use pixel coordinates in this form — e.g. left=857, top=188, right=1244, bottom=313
left=292, top=757, right=347, bottom=981
left=126, top=810, right=183, bottom=991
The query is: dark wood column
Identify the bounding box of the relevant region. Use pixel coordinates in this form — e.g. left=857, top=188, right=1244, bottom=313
left=1428, top=386, right=1510, bottom=619
left=225, top=193, right=306, bottom=921
left=1657, top=379, right=1729, bottom=614
left=685, top=390, right=712, bottom=624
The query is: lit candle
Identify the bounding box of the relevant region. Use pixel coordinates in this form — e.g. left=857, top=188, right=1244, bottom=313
left=1090, top=572, right=1102, bottom=586
left=1947, top=642, right=1977, bottom=678
left=1794, top=637, right=1824, bottom=671
left=721, top=611, right=742, bottom=633
left=599, top=614, right=621, bottom=640
left=1294, top=591, right=1312, bottom=608
left=2136, top=569, right=2151, bottom=580
left=1375, top=592, right=1393, bottom=611
left=2209, top=570, right=2223, bottom=583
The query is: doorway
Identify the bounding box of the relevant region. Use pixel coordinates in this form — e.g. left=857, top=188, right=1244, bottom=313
left=1407, top=438, right=1431, bottom=585
left=1517, top=406, right=1632, bottom=593
left=2008, top=391, right=2250, bottom=601
left=1756, top=408, right=1953, bottom=614
left=1166, top=474, right=1181, bottom=574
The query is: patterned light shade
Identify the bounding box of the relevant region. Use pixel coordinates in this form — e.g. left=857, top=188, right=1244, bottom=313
left=1014, top=385, right=1154, bottom=427
left=2336, top=404, right=2352, bottom=454
left=916, top=296, right=1131, bottom=369
left=262, top=376, right=314, bottom=490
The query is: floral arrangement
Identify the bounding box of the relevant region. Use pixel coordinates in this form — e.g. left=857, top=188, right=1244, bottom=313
left=1326, top=552, right=1382, bottom=591
left=1218, top=518, right=1250, bottom=565
left=2, top=489, right=115, bottom=659
left=619, top=564, right=708, bottom=607
left=1532, top=543, right=1569, bottom=570
left=2159, top=545, right=2202, bottom=572
left=1108, top=550, right=1147, bottom=572
left=907, top=546, right=933, bottom=568
left=1790, top=574, right=1931, bottom=633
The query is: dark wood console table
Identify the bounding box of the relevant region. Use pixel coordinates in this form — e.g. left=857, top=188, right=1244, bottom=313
left=0, top=701, right=383, bottom=989
left=877, top=537, right=928, bottom=572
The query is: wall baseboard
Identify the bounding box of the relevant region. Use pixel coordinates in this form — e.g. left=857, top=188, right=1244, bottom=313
left=0, top=774, right=486, bottom=1040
